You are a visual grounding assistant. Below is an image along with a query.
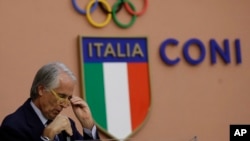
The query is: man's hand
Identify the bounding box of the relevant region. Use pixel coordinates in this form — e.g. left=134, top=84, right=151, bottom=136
left=43, top=115, right=73, bottom=139
left=70, top=96, right=94, bottom=129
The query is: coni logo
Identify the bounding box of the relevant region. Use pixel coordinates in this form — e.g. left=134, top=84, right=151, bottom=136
left=72, top=0, right=148, bottom=28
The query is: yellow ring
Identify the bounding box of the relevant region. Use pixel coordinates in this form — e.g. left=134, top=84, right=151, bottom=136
left=86, top=0, right=112, bottom=28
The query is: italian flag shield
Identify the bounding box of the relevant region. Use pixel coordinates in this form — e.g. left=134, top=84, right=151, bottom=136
left=79, top=37, right=151, bottom=140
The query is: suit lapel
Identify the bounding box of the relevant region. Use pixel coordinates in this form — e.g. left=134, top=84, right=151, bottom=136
left=22, top=99, right=45, bottom=139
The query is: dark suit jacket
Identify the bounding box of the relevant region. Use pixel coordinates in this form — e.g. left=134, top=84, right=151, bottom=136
left=0, top=98, right=99, bottom=141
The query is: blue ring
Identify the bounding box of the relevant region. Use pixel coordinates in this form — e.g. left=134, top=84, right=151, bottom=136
left=72, top=0, right=98, bottom=15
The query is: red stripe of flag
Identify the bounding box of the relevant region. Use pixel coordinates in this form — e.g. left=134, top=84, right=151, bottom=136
left=127, top=63, right=150, bottom=130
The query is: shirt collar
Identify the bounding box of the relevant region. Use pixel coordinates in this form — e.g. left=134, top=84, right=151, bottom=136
left=30, top=100, right=48, bottom=126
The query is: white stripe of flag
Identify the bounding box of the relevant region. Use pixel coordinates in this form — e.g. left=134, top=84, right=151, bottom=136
left=103, top=62, right=132, bottom=139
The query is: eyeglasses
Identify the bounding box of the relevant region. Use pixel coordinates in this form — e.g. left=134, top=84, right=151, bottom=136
left=50, top=89, right=72, bottom=106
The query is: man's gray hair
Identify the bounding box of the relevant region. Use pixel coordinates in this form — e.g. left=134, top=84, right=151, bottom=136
left=30, top=62, right=76, bottom=100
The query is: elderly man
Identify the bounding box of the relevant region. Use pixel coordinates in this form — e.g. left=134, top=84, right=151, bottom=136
left=0, top=62, right=99, bottom=141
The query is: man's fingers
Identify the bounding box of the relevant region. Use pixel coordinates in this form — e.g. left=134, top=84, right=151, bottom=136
left=49, top=115, right=73, bottom=135
left=70, top=96, right=88, bottom=108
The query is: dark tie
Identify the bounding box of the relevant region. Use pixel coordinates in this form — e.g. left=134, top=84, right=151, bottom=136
left=46, top=120, right=52, bottom=125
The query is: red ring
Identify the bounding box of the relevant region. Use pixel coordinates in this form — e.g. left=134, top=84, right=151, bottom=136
left=124, top=0, right=148, bottom=16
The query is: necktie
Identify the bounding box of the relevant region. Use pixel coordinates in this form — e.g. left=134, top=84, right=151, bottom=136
left=46, top=120, right=52, bottom=126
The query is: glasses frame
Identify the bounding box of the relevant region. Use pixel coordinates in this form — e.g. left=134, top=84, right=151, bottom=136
left=50, top=89, right=71, bottom=106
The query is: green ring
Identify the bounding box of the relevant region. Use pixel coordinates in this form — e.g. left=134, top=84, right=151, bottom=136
left=112, top=0, right=137, bottom=28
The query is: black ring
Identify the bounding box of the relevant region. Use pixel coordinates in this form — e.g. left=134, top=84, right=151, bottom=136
left=98, top=1, right=123, bottom=14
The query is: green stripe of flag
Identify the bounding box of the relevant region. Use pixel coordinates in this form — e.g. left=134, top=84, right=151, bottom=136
left=84, top=63, right=107, bottom=129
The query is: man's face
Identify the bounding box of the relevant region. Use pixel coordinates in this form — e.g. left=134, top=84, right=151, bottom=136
left=37, top=73, right=75, bottom=120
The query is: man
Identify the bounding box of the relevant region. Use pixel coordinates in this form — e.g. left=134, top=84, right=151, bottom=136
left=0, top=62, right=99, bottom=141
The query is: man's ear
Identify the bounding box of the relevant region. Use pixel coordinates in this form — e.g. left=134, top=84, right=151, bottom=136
left=37, top=85, right=45, bottom=96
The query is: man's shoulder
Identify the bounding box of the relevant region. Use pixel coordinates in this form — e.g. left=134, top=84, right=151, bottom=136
left=1, top=99, right=32, bottom=127
left=1, top=106, right=27, bottom=127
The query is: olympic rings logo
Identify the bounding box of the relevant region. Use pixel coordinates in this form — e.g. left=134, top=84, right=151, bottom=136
left=72, top=0, right=148, bottom=28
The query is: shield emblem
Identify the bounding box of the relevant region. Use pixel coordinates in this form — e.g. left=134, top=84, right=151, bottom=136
left=79, top=36, right=151, bottom=140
